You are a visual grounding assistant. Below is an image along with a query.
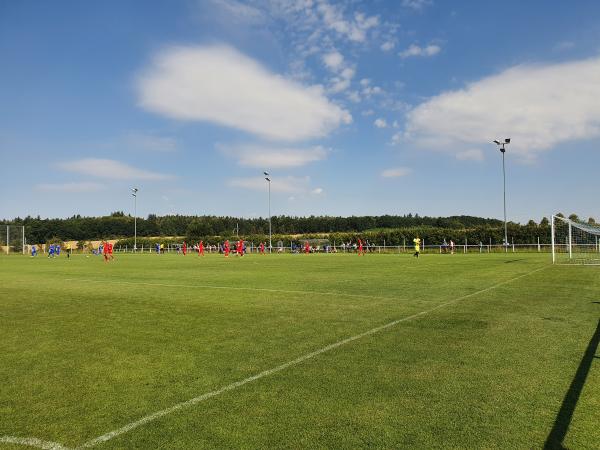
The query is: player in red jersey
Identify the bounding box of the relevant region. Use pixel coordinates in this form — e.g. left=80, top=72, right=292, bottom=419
left=259, top=242, right=265, bottom=255
left=108, top=242, right=114, bottom=260
left=358, top=239, right=364, bottom=256
left=236, top=239, right=244, bottom=256
left=304, top=241, right=310, bottom=254
left=198, top=240, right=204, bottom=256
left=182, top=241, right=187, bottom=256
left=103, top=241, right=109, bottom=262
left=224, top=240, right=230, bottom=257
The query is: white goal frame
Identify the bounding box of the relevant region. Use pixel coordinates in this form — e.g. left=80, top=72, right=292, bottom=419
left=2, top=225, right=26, bottom=255
left=551, top=215, right=600, bottom=265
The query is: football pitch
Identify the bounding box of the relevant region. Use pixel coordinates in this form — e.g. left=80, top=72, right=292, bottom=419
left=1, top=253, right=599, bottom=449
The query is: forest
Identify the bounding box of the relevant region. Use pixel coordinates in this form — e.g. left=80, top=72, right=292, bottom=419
left=3, top=212, right=592, bottom=246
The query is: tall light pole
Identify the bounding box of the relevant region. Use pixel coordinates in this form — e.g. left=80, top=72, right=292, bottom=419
left=132, top=188, right=138, bottom=252
left=264, top=172, right=272, bottom=253
left=493, top=139, right=510, bottom=252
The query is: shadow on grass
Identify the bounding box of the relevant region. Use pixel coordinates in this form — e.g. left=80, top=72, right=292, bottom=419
left=544, top=319, right=600, bottom=449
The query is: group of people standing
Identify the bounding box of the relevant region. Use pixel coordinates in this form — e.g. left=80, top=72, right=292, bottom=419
left=31, top=243, right=72, bottom=258
left=48, top=244, right=61, bottom=258
left=32, top=238, right=456, bottom=260
left=101, top=241, right=114, bottom=262
left=155, top=240, right=270, bottom=257
left=413, top=238, right=458, bottom=257
left=222, top=240, right=268, bottom=257
left=441, top=239, right=456, bottom=254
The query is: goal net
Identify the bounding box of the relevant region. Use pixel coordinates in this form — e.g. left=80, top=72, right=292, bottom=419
left=0, top=225, right=26, bottom=255
left=552, top=215, right=600, bottom=265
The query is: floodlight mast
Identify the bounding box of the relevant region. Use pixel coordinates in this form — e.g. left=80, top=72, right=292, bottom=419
left=264, top=172, right=272, bottom=253
left=132, top=188, right=138, bottom=252
left=493, top=139, right=510, bottom=252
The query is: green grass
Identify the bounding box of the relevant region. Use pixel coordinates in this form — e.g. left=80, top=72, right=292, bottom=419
left=0, top=252, right=598, bottom=449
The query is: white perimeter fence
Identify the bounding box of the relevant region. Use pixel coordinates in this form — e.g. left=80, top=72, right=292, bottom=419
left=110, top=242, right=579, bottom=254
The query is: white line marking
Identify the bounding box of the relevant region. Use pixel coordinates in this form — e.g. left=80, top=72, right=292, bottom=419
left=79, top=265, right=548, bottom=448
left=63, top=278, right=394, bottom=302
left=0, top=436, right=70, bottom=450
left=2, top=265, right=547, bottom=449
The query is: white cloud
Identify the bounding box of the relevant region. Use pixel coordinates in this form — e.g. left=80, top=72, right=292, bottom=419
left=327, top=63, right=355, bottom=93
left=374, top=118, right=388, bottom=128
left=456, top=149, right=484, bottom=161
left=381, top=98, right=410, bottom=112
left=360, top=78, right=370, bottom=87
left=208, top=0, right=381, bottom=100
left=347, top=91, right=361, bottom=102
left=288, top=57, right=313, bottom=82
left=58, top=158, right=172, bottom=180
left=405, top=56, right=600, bottom=159
left=137, top=45, right=351, bottom=142
left=322, top=51, right=356, bottom=94
left=401, top=0, right=433, bottom=10
left=354, top=12, right=379, bottom=33
left=381, top=167, right=411, bottom=178
left=311, top=187, right=324, bottom=195
left=380, top=41, right=395, bottom=52
left=362, top=85, right=383, bottom=97
left=340, top=67, right=355, bottom=79
left=330, top=78, right=351, bottom=93
left=35, top=182, right=106, bottom=193
left=219, top=143, right=328, bottom=168
left=228, top=175, right=312, bottom=194
left=317, top=2, right=379, bottom=43
left=322, top=51, right=344, bottom=71
left=210, top=0, right=265, bottom=24
left=399, top=44, right=441, bottom=58
left=362, top=109, right=374, bottom=116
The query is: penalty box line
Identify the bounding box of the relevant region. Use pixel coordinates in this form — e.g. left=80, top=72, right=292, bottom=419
left=63, top=278, right=397, bottom=303
left=0, top=436, right=68, bottom=450
left=79, top=265, right=548, bottom=448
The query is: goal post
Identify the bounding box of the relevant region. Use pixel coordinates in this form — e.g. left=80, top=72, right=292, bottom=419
left=551, top=215, right=600, bottom=265
left=1, top=225, right=27, bottom=255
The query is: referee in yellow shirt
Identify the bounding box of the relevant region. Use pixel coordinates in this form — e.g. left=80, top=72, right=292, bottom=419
left=413, top=237, right=421, bottom=258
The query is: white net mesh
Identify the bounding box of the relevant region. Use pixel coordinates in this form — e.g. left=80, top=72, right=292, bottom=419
left=552, top=216, right=600, bottom=265
left=0, top=225, right=26, bottom=254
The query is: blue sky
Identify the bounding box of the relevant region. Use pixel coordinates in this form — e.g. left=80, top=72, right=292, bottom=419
left=1, top=0, right=600, bottom=222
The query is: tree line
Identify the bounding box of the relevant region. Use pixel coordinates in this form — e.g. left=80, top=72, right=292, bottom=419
left=2, top=212, right=594, bottom=246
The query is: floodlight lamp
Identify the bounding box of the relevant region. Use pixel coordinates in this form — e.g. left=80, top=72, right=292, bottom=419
left=263, top=171, right=269, bottom=176
left=265, top=177, right=271, bottom=182
left=493, top=140, right=501, bottom=145
left=504, top=138, right=511, bottom=144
